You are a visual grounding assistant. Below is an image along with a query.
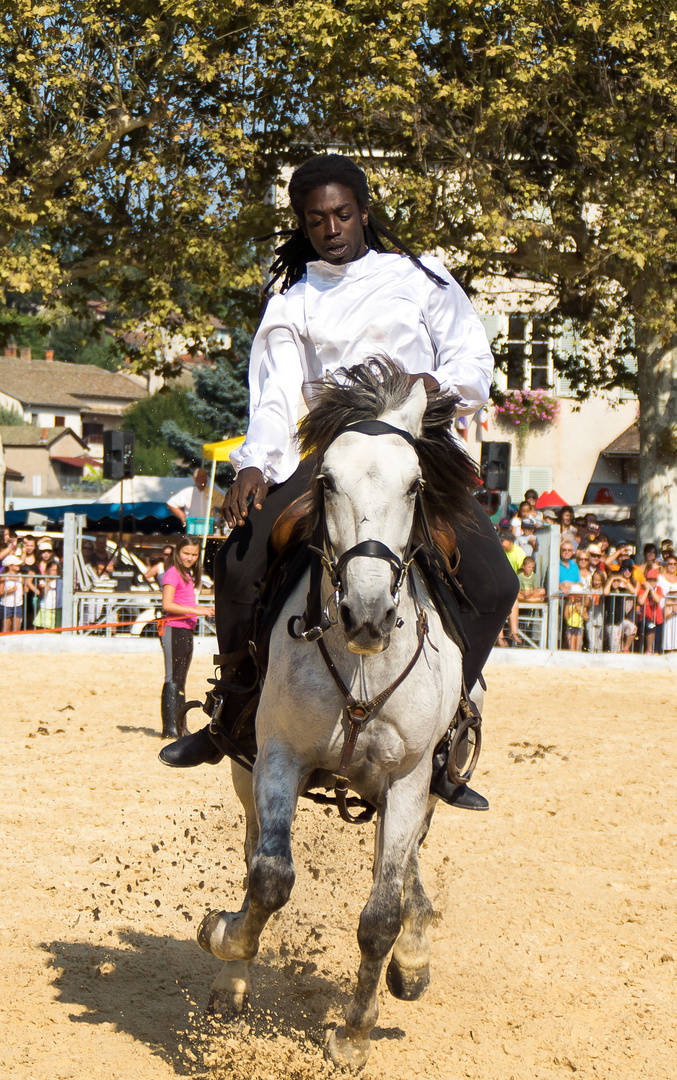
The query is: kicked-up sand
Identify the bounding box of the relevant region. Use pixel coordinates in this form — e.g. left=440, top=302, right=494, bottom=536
left=1, top=653, right=675, bottom=1079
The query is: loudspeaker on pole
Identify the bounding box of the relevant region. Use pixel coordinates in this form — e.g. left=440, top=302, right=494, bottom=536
left=480, top=441, right=511, bottom=491
left=102, top=430, right=135, bottom=480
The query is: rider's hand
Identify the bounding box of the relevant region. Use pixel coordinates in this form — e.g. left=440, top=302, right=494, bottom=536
left=223, top=467, right=268, bottom=528
left=408, top=372, right=440, bottom=392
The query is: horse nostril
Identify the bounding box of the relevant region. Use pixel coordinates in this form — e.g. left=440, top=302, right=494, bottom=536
left=383, top=606, right=397, bottom=631
left=339, top=601, right=354, bottom=634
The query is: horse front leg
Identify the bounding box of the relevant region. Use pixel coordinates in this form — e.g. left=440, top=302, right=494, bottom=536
left=386, top=798, right=436, bottom=1000
left=199, top=763, right=260, bottom=1013
left=326, top=768, right=431, bottom=1070
left=198, top=747, right=300, bottom=1011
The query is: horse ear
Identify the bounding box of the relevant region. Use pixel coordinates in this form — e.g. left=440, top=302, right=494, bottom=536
left=386, top=378, right=427, bottom=440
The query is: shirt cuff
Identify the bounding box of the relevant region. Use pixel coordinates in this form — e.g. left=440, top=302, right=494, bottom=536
left=230, top=443, right=272, bottom=483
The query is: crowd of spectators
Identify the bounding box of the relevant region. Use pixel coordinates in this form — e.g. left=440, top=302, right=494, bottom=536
left=0, top=526, right=64, bottom=631
left=4, top=494, right=677, bottom=654
left=493, top=492, right=677, bottom=654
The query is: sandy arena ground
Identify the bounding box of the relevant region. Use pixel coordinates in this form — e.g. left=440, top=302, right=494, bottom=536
left=2, top=653, right=676, bottom=1080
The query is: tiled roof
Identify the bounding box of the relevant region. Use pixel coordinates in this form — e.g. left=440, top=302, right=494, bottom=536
left=602, top=423, right=639, bottom=456
left=0, top=425, right=87, bottom=448
left=0, top=357, right=146, bottom=409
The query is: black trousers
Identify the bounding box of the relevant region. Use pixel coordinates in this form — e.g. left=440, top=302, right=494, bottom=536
left=214, top=459, right=518, bottom=690
left=160, top=625, right=194, bottom=689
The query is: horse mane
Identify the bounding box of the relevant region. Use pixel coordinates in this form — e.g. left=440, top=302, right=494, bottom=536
left=298, top=357, right=480, bottom=528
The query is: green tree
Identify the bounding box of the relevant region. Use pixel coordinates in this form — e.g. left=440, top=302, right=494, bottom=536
left=0, top=405, right=26, bottom=425
left=0, top=1, right=290, bottom=367
left=290, top=0, right=677, bottom=543
left=47, top=314, right=125, bottom=369
left=124, top=388, right=208, bottom=476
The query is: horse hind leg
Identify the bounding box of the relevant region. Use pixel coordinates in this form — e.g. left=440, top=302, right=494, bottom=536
left=386, top=801, right=436, bottom=1001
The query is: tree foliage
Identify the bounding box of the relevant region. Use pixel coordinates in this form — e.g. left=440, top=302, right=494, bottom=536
left=0, top=1, right=287, bottom=366
left=161, top=302, right=254, bottom=476
left=3, top=2, right=676, bottom=535
left=124, top=386, right=207, bottom=475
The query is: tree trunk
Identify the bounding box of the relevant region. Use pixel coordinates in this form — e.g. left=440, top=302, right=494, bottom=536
left=0, top=437, right=5, bottom=525
left=636, top=328, right=677, bottom=549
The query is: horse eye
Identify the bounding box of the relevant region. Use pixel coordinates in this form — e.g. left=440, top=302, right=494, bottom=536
left=319, top=474, right=336, bottom=493
left=408, top=478, right=424, bottom=496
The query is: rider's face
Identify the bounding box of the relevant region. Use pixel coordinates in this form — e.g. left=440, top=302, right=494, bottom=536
left=299, top=184, right=368, bottom=265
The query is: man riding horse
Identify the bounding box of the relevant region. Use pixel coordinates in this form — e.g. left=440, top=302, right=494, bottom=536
left=160, top=153, right=519, bottom=809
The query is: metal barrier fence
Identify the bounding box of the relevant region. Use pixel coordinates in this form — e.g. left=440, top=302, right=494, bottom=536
left=0, top=573, right=61, bottom=632
left=510, top=591, right=671, bottom=655
left=72, top=592, right=216, bottom=637
left=0, top=573, right=216, bottom=637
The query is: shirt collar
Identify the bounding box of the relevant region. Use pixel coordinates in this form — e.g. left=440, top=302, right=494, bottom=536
left=305, top=248, right=388, bottom=286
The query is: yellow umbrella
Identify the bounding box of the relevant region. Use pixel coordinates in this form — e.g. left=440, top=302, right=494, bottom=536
left=200, top=436, right=245, bottom=545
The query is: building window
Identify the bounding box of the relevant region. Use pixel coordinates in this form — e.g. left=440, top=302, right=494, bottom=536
left=506, top=315, right=552, bottom=390
left=83, top=421, right=104, bottom=444
left=55, top=415, right=66, bottom=427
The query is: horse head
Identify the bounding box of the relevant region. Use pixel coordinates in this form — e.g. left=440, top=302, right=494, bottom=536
left=320, top=379, right=427, bottom=653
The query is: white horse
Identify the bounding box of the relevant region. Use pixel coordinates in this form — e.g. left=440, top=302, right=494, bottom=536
left=198, top=366, right=475, bottom=1068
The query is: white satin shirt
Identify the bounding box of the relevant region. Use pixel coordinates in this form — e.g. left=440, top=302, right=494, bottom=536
left=231, top=250, right=494, bottom=485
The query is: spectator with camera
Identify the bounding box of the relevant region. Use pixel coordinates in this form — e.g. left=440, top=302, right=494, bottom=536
left=603, top=559, right=639, bottom=653
left=635, top=568, right=664, bottom=654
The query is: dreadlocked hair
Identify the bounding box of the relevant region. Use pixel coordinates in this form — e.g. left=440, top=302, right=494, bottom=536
left=259, top=154, right=449, bottom=294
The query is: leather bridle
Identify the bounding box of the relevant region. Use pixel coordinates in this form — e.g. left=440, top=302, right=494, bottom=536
left=288, top=418, right=435, bottom=823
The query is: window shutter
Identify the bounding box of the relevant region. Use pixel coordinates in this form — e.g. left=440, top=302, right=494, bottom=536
left=526, top=466, right=552, bottom=494
left=478, top=313, right=503, bottom=348
left=509, top=466, right=526, bottom=504
left=553, top=319, right=579, bottom=396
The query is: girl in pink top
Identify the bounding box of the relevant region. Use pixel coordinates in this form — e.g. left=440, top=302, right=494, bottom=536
left=159, top=538, right=215, bottom=739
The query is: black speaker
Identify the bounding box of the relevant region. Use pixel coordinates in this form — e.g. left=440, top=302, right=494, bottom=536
left=480, top=440, right=511, bottom=491
left=102, top=430, right=135, bottom=480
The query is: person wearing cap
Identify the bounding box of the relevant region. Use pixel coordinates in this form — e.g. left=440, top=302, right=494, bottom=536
left=659, top=538, right=675, bottom=566
left=635, top=568, right=664, bottom=654
left=515, top=517, right=539, bottom=559
left=0, top=553, right=24, bottom=632
left=586, top=544, right=607, bottom=582
left=36, top=539, right=56, bottom=579
left=603, top=558, right=639, bottom=652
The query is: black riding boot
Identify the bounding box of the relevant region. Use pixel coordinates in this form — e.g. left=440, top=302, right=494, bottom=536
left=161, top=682, right=183, bottom=740
left=429, top=742, right=489, bottom=811
left=159, top=723, right=224, bottom=767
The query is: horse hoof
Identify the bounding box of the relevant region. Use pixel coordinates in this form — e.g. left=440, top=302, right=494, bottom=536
left=325, top=1026, right=370, bottom=1070
left=197, top=909, right=225, bottom=955
left=386, top=956, right=430, bottom=1001
left=207, top=960, right=251, bottom=1014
